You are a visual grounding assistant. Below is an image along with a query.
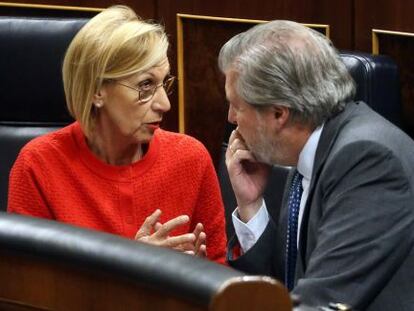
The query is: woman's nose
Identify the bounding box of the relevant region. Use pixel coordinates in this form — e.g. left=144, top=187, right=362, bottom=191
left=152, top=88, right=171, bottom=112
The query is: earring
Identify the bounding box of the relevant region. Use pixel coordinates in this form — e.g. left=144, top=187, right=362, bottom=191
left=94, top=101, right=103, bottom=108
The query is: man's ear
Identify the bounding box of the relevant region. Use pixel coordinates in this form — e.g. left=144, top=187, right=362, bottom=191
left=272, top=105, right=290, bottom=128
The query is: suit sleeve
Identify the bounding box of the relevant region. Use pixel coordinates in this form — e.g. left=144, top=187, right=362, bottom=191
left=228, top=218, right=284, bottom=278
left=293, top=141, right=414, bottom=309
left=7, top=149, right=54, bottom=219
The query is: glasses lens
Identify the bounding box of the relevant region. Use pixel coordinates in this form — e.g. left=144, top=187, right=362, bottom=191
left=138, top=76, right=175, bottom=102
left=164, top=76, right=175, bottom=95
left=139, top=90, right=153, bottom=103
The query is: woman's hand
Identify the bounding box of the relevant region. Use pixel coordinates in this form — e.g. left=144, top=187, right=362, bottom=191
left=192, top=223, right=207, bottom=258
left=135, top=209, right=196, bottom=250
left=135, top=210, right=207, bottom=258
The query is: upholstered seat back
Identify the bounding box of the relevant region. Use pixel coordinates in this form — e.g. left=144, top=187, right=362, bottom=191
left=0, top=16, right=89, bottom=210
left=0, top=212, right=292, bottom=310
left=340, top=51, right=401, bottom=126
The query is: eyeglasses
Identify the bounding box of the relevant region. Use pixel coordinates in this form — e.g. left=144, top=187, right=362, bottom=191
left=114, top=75, right=176, bottom=103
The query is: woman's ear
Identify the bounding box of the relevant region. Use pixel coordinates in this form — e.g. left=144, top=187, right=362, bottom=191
left=92, top=88, right=105, bottom=108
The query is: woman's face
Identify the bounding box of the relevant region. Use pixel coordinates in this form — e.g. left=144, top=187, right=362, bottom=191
left=95, top=58, right=171, bottom=144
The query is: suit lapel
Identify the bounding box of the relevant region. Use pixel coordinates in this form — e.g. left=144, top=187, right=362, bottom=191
left=296, top=101, right=360, bottom=271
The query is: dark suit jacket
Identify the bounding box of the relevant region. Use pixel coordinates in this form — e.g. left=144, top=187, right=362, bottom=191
left=228, top=102, right=414, bottom=310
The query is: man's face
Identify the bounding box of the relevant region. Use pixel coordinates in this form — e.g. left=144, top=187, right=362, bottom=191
left=225, top=70, right=287, bottom=165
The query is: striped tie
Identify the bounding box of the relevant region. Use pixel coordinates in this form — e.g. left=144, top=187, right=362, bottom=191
left=285, top=171, right=303, bottom=291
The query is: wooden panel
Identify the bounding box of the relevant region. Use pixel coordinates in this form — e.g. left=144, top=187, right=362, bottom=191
left=355, top=0, right=414, bottom=138
left=177, top=17, right=254, bottom=167
left=355, top=0, right=414, bottom=52
left=372, top=29, right=414, bottom=138
left=159, top=0, right=352, bottom=48
left=158, top=0, right=353, bottom=136
left=0, top=250, right=205, bottom=311
left=0, top=249, right=292, bottom=311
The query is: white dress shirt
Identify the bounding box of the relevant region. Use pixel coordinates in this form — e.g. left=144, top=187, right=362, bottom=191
left=232, top=125, right=323, bottom=253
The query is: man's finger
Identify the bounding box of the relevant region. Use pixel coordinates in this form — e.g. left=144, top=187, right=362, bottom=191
left=230, top=138, right=248, bottom=153
left=228, top=129, right=237, bottom=145
left=232, top=148, right=256, bottom=163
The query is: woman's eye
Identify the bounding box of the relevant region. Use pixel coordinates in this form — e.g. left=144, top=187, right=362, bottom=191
left=138, top=79, right=154, bottom=90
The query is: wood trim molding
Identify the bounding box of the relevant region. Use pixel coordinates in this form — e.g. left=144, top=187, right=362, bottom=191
left=210, top=276, right=292, bottom=311
left=372, top=28, right=414, bottom=54
left=0, top=2, right=104, bottom=12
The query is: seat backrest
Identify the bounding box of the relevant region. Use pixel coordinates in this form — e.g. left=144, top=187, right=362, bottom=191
left=340, top=51, right=401, bottom=127
left=0, top=212, right=292, bottom=310
left=219, top=51, right=401, bottom=239
left=0, top=16, right=89, bottom=210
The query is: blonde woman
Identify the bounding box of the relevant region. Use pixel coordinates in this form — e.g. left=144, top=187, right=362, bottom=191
left=8, top=5, right=226, bottom=263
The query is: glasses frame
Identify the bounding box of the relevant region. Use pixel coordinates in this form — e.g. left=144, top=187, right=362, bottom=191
left=114, top=75, right=176, bottom=103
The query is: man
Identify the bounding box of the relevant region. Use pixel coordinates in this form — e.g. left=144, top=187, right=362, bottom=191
left=219, top=20, right=414, bottom=310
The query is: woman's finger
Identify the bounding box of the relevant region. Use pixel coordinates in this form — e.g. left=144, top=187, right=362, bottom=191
left=195, top=232, right=206, bottom=256
left=135, top=209, right=162, bottom=240
left=155, top=215, right=190, bottom=238
left=196, top=244, right=207, bottom=258
left=162, top=233, right=195, bottom=248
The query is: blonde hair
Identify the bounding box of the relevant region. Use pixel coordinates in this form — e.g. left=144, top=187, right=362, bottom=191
left=62, top=5, right=169, bottom=138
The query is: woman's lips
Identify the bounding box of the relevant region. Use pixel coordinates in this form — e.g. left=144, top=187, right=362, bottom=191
left=146, top=121, right=160, bottom=130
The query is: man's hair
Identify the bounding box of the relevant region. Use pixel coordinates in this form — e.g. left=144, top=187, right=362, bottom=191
left=218, top=20, right=355, bottom=128
left=62, top=5, right=168, bottom=138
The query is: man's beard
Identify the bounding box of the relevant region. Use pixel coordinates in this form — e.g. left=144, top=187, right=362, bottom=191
left=248, top=127, right=286, bottom=166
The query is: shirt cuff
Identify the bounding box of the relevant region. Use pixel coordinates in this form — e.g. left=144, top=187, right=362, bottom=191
left=232, top=201, right=270, bottom=253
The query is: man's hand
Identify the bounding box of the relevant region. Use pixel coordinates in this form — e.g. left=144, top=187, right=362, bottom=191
left=226, top=128, right=271, bottom=222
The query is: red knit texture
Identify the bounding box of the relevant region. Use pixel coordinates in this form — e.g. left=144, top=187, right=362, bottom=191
left=8, top=122, right=226, bottom=264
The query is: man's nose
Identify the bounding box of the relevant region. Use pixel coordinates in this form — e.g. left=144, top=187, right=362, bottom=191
left=227, top=105, right=237, bottom=125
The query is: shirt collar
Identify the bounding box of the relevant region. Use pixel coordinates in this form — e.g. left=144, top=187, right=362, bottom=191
left=297, top=124, right=324, bottom=181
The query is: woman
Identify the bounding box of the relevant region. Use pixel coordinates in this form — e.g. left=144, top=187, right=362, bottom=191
left=7, top=5, right=226, bottom=263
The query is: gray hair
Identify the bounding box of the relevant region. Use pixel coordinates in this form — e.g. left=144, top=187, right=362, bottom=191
left=218, top=20, right=356, bottom=128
